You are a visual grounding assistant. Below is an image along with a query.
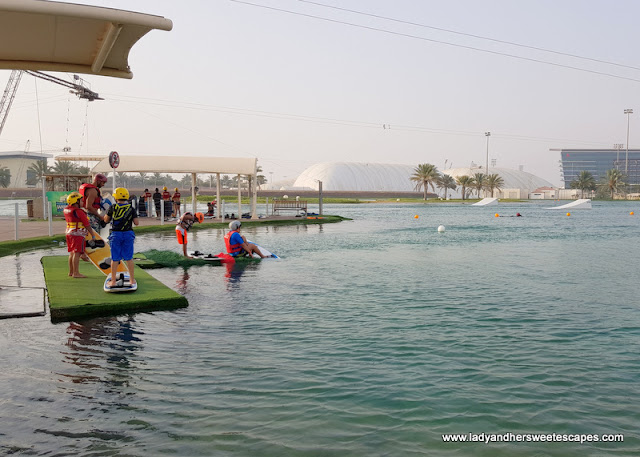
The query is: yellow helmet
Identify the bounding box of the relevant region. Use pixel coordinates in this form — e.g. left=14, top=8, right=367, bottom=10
left=114, top=187, right=129, bottom=201
left=163, top=186, right=167, bottom=191
left=195, top=212, right=204, bottom=223
left=66, top=191, right=82, bottom=205
left=175, top=187, right=179, bottom=192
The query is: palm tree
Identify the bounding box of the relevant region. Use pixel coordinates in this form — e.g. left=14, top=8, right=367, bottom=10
left=455, top=175, right=474, bottom=200
left=27, top=160, right=50, bottom=183
left=472, top=172, right=486, bottom=198
left=410, top=163, right=440, bottom=200
left=116, top=171, right=127, bottom=187
left=0, top=166, right=11, bottom=188
left=436, top=174, right=457, bottom=200
left=51, top=160, right=77, bottom=175
left=139, top=172, right=147, bottom=188
left=570, top=170, right=596, bottom=198
left=153, top=172, right=162, bottom=187
left=599, top=168, right=626, bottom=199
left=485, top=173, right=505, bottom=197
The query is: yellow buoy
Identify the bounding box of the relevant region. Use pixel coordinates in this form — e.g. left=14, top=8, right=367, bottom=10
left=631, top=211, right=635, bottom=216
left=566, top=212, right=571, bottom=216
left=414, top=215, right=419, bottom=219
left=495, top=213, right=499, bottom=217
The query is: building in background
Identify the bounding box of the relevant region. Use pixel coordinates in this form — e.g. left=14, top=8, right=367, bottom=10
left=0, top=151, right=52, bottom=188
left=556, top=148, right=640, bottom=191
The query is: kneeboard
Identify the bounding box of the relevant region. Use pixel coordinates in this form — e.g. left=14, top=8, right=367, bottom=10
left=189, top=251, right=223, bottom=262
left=248, top=242, right=279, bottom=259
left=84, top=232, right=128, bottom=276
left=104, top=272, right=137, bottom=293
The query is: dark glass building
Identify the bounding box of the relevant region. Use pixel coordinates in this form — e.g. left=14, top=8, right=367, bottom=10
left=557, top=149, right=640, bottom=190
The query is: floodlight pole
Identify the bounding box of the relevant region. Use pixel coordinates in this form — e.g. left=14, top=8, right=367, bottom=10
left=485, top=132, right=491, bottom=174
left=624, top=109, right=633, bottom=174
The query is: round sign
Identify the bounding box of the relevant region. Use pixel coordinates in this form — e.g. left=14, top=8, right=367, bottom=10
left=109, top=151, right=120, bottom=169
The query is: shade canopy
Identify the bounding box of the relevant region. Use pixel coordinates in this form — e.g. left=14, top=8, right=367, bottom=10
left=0, top=0, right=172, bottom=78
left=92, top=155, right=258, bottom=176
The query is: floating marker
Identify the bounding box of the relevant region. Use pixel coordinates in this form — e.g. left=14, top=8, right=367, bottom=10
left=438, top=225, right=445, bottom=232
left=397, top=198, right=400, bottom=202
left=631, top=211, right=635, bottom=216
left=414, top=215, right=419, bottom=219
left=495, top=213, right=499, bottom=217
left=566, top=212, right=571, bottom=216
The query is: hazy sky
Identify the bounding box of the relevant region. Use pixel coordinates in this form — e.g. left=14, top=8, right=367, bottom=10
left=1, top=0, right=639, bottom=186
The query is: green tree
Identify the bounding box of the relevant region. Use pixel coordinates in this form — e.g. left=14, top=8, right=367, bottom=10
left=570, top=170, right=596, bottom=198
left=27, top=160, right=50, bottom=185
left=485, top=173, right=505, bottom=197
left=436, top=173, right=457, bottom=199
left=455, top=175, right=474, bottom=200
left=472, top=172, right=486, bottom=197
left=152, top=172, right=162, bottom=187
left=599, top=168, right=626, bottom=199
left=139, top=172, right=148, bottom=188
left=410, top=163, right=440, bottom=200
left=51, top=160, right=77, bottom=175
left=0, top=166, right=11, bottom=188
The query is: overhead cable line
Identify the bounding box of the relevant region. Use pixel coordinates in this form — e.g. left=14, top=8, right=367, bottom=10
left=229, top=0, right=640, bottom=83
left=296, top=0, right=640, bottom=72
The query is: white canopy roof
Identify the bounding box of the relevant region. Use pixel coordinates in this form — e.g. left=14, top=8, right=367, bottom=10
left=92, top=155, right=258, bottom=176
left=0, top=0, right=172, bottom=78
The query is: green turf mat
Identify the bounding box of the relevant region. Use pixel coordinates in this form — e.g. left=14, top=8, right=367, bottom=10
left=42, top=256, right=188, bottom=321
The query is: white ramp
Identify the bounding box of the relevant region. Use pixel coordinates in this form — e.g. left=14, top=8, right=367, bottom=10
left=547, top=199, right=592, bottom=210
left=472, top=198, right=498, bottom=206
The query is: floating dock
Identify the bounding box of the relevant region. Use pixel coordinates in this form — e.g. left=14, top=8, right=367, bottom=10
left=42, top=256, right=188, bottom=321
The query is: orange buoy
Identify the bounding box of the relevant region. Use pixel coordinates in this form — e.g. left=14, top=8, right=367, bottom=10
left=631, top=211, right=635, bottom=216
left=495, top=213, right=499, bottom=217
left=566, top=212, right=571, bottom=216
left=414, top=215, right=419, bottom=219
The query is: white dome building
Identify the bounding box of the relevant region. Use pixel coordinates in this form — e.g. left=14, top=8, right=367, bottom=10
left=293, top=162, right=416, bottom=192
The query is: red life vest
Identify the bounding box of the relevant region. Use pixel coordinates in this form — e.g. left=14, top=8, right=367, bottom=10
left=172, top=192, right=181, bottom=201
left=143, top=191, right=152, bottom=199
left=224, top=230, right=243, bottom=255
left=162, top=191, right=171, bottom=200
left=64, top=205, right=87, bottom=234
left=79, top=183, right=101, bottom=210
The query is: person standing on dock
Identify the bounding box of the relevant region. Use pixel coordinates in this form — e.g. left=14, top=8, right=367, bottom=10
left=64, top=192, right=99, bottom=278
left=103, top=188, right=139, bottom=288
left=172, top=187, right=181, bottom=218
left=152, top=188, right=162, bottom=218
left=79, top=173, right=108, bottom=232
left=176, top=211, right=204, bottom=257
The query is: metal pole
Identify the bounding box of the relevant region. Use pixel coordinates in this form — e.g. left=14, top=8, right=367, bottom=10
left=318, top=180, right=323, bottom=215
left=485, top=132, right=491, bottom=174
left=14, top=203, right=19, bottom=240
left=624, top=109, right=633, bottom=175
left=216, top=173, right=221, bottom=221
left=48, top=203, right=53, bottom=236
left=160, top=197, right=164, bottom=225
left=41, top=176, right=47, bottom=221
left=237, top=174, right=242, bottom=219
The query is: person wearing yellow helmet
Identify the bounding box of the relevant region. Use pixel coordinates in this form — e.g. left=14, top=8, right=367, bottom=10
left=103, top=187, right=139, bottom=287
left=64, top=191, right=99, bottom=278
left=175, top=211, right=204, bottom=257
left=171, top=187, right=182, bottom=218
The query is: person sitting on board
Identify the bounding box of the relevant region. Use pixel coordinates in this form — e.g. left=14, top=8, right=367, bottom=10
left=79, top=173, right=108, bottom=233
left=176, top=211, right=204, bottom=258
left=64, top=191, right=99, bottom=278
left=172, top=187, right=181, bottom=218
left=224, top=220, right=266, bottom=258
left=103, top=187, right=139, bottom=288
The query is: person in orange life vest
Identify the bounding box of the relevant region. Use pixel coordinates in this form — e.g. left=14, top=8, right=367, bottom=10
left=161, top=186, right=171, bottom=201
left=176, top=212, right=204, bottom=257
left=64, top=192, right=99, bottom=278
left=103, top=187, right=139, bottom=287
left=172, top=187, right=181, bottom=218
left=224, top=220, right=266, bottom=258
left=79, top=173, right=108, bottom=232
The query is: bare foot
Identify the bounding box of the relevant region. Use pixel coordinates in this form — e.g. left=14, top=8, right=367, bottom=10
left=68, top=273, right=73, bottom=277
left=73, top=274, right=87, bottom=278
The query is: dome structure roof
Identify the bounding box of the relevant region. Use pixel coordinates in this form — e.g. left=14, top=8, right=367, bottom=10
left=293, top=162, right=416, bottom=191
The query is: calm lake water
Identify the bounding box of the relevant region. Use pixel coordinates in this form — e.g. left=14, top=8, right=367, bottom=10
left=1, top=201, right=639, bottom=456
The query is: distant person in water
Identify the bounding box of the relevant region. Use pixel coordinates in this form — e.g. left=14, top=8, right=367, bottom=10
left=64, top=192, right=98, bottom=278
left=224, top=220, right=266, bottom=258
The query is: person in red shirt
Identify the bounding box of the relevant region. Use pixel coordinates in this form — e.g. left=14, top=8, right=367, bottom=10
left=64, top=192, right=99, bottom=278
left=142, top=188, right=152, bottom=216
left=172, top=187, right=181, bottom=218
left=161, top=186, right=171, bottom=201
left=79, top=173, right=108, bottom=232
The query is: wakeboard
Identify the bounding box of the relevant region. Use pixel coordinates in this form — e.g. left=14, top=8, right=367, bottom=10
left=103, top=272, right=137, bottom=293
left=84, top=231, right=128, bottom=276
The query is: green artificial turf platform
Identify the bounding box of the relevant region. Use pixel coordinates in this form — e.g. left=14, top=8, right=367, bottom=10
left=42, top=256, right=188, bottom=321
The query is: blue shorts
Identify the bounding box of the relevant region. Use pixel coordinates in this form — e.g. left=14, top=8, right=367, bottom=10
left=109, top=230, right=135, bottom=262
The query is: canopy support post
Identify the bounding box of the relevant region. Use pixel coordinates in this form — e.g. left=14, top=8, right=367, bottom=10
left=251, top=173, right=258, bottom=220
left=216, top=173, right=221, bottom=221
left=237, top=174, right=241, bottom=219
left=191, top=173, right=197, bottom=214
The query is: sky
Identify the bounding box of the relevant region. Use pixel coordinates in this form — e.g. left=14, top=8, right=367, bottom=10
left=1, top=0, right=640, bottom=187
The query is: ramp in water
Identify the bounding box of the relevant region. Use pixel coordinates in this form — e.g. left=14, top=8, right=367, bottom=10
left=547, top=199, right=592, bottom=210
left=472, top=198, right=498, bottom=206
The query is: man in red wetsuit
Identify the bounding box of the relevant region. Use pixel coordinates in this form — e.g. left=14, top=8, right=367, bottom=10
left=79, top=173, right=108, bottom=232
left=64, top=192, right=99, bottom=278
